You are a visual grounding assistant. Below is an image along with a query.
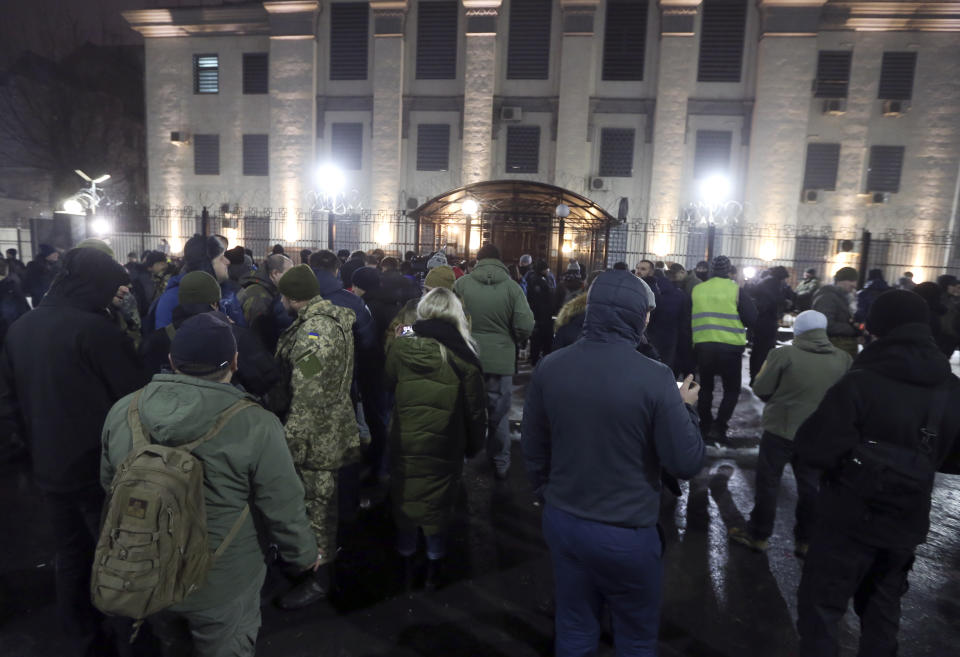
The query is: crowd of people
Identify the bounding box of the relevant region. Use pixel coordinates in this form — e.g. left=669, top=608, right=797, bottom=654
left=0, top=235, right=958, bottom=657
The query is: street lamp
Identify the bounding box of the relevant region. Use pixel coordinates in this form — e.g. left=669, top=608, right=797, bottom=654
left=461, top=198, right=479, bottom=217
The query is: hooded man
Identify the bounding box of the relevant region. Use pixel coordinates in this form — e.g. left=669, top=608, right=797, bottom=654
left=526, top=259, right=556, bottom=367
left=24, top=243, right=60, bottom=307
left=522, top=269, right=704, bottom=656
left=270, top=265, right=359, bottom=610
left=150, top=234, right=231, bottom=331
left=0, top=247, right=148, bottom=656
left=812, top=266, right=860, bottom=358
left=854, top=268, right=890, bottom=325
left=729, top=310, right=852, bottom=556
left=794, top=290, right=960, bottom=656
left=748, top=265, right=795, bottom=384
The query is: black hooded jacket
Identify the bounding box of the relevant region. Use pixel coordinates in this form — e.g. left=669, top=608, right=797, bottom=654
left=0, top=248, right=148, bottom=492
left=796, top=323, right=960, bottom=548
left=522, top=270, right=704, bottom=528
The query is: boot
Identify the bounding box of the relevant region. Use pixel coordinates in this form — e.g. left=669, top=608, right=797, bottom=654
left=401, top=555, right=418, bottom=592
left=276, top=565, right=330, bottom=610
left=424, top=558, right=443, bottom=592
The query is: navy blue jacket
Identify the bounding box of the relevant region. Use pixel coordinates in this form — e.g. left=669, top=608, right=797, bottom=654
left=522, top=270, right=705, bottom=528
left=314, top=268, right=378, bottom=368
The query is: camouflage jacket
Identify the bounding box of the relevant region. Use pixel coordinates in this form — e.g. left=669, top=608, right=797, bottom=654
left=274, top=296, right=359, bottom=471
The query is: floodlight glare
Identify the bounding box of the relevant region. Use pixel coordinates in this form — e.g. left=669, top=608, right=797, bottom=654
left=461, top=198, right=479, bottom=217
left=698, top=174, right=731, bottom=205
left=315, top=163, right=346, bottom=197
left=62, top=198, right=84, bottom=214
left=743, top=266, right=757, bottom=280
left=93, top=174, right=111, bottom=184
left=91, top=217, right=111, bottom=236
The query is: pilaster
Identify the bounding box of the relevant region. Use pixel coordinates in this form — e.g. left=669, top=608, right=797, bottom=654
left=370, top=1, right=409, bottom=215
left=461, top=0, right=502, bottom=185
left=555, top=1, right=600, bottom=188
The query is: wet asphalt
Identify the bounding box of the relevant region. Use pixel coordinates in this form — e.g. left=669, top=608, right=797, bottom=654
left=1, top=356, right=958, bottom=656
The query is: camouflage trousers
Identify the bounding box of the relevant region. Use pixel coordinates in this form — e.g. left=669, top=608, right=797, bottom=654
left=300, top=468, right=339, bottom=564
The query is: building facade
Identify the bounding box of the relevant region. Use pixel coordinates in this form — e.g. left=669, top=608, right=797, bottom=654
left=124, top=0, right=960, bottom=276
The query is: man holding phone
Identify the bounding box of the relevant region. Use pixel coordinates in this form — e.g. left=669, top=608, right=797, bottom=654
left=522, top=269, right=705, bottom=656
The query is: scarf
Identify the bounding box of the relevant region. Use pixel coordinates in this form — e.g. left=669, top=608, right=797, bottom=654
left=412, top=318, right=482, bottom=373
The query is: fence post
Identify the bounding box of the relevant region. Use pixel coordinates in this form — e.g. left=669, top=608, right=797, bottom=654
left=201, top=207, right=209, bottom=237
left=858, top=229, right=871, bottom=289
left=706, top=223, right=716, bottom=263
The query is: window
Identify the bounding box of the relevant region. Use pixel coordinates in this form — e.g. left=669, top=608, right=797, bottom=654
left=599, top=128, right=636, bottom=177
left=242, top=53, right=268, bottom=94
left=602, top=0, right=647, bottom=81
left=331, top=123, right=363, bottom=171
left=802, top=143, right=841, bottom=191
left=416, top=124, right=451, bottom=171
left=866, top=146, right=905, bottom=193
left=697, top=0, right=748, bottom=83
left=193, top=55, right=219, bottom=94
left=193, top=134, right=220, bottom=175
left=330, top=2, right=369, bottom=80
left=814, top=51, right=852, bottom=98
left=416, top=1, right=458, bottom=80
left=878, top=52, right=917, bottom=100
left=507, top=0, right=552, bottom=80
left=242, top=134, right=269, bottom=176
left=505, top=125, right=540, bottom=173
left=693, top=130, right=732, bottom=180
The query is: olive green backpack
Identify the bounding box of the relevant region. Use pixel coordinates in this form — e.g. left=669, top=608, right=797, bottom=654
left=91, top=390, right=257, bottom=622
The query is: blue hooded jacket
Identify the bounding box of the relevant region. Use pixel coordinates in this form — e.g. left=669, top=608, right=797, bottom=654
left=521, top=270, right=705, bottom=527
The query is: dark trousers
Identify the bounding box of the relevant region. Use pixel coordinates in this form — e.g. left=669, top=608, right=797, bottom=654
left=797, top=529, right=915, bottom=657
left=749, top=330, right=778, bottom=384
left=530, top=320, right=554, bottom=367
left=542, top=505, right=662, bottom=657
left=749, top=432, right=819, bottom=542
left=359, top=377, right=390, bottom=477
left=44, top=485, right=106, bottom=657
left=695, top=344, right=743, bottom=434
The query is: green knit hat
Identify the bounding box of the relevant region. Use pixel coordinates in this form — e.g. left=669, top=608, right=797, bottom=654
left=278, top=264, right=321, bottom=301
left=178, top=271, right=221, bottom=306
left=424, top=264, right=456, bottom=290
left=76, top=238, right=115, bottom=259
left=834, top=266, right=858, bottom=282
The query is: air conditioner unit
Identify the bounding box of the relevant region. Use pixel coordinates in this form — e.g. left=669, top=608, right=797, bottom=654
left=170, top=131, right=190, bottom=145
left=822, top=98, right=847, bottom=115
left=868, top=191, right=890, bottom=204
left=500, top=106, right=522, bottom=122
left=588, top=176, right=610, bottom=192
left=882, top=99, right=909, bottom=117
left=802, top=189, right=820, bottom=204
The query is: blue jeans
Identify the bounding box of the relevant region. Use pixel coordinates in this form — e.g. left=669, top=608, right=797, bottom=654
left=543, top=505, right=663, bottom=657
left=484, top=374, right=513, bottom=473
left=397, top=527, right=447, bottom=560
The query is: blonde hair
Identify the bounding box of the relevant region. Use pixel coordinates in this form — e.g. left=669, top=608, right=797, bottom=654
left=416, top=288, right=478, bottom=356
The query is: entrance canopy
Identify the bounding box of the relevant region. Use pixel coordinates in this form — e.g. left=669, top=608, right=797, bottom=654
left=409, top=179, right=617, bottom=229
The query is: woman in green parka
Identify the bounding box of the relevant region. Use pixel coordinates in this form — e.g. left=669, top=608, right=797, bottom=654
left=385, top=287, right=487, bottom=589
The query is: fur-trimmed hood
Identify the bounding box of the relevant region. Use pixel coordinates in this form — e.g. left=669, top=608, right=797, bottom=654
left=555, top=292, right=588, bottom=330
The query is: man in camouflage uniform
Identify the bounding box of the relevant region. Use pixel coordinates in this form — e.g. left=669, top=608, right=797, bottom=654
left=238, top=253, right=293, bottom=352
left=271, top=264, right=359, bottom=609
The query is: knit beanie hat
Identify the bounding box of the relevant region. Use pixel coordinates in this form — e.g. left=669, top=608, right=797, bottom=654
left=144, top=251, right=167, bottom=267
left=170, top=312, right=237, bottom=376
left=519, top=254, right=533, bottom=266
left=793, top=310, right=827, bottom=336
left=277, top=264, right=321, bottom=301
left=866, top=289, right=929, bottom=337
left=37, top=243, right=57, bottom=259
left=834, top=266, right=858, bottom=282
left=224, top=246, right=245, bottom=265
left=178, top=271, right=221, bottom=306
left=533, top=259, right=549, bottom=274
left=352, top=266, right=381, bottom=292
left=76, top=238, right=115, bottom=259
left=710, top=255, right=731, bottom=278
left=769, top=266, right=789, bottom=280
left=426, top=252, right=448, bottom=270
left=424, top=265, right=456, bottom=290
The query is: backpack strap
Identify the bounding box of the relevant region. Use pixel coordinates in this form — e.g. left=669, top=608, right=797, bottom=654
left=126, top=390, right=150, bottom=451
left=180, top=399, right=259, bottom=453
left=213, top=504, right=250, bottom=561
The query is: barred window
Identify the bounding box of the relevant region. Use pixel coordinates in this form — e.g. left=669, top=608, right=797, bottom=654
left=802, top=143, right=840, bottom=191
left=599, top=128, right=636, bottom=178
left=506, top=125, right=540, bottom=174
left=693, top=130, right=732, bottom=180
left=602, top=0, right=647, bottom=81
left=416, top=1, right=458, bottom=80
left=697, top=0, right=748, bottom=83
left=878, top=52, right=917, bottom=100
left=416, top=124, right=451, bottom=171
left=194, top=134, right=220, bottom=175
left=814, top=51, right=852, bottom=98
left=866, top=146, right=905, bottom=193
left=242, top=53, right=268, bottom=94
left=193, top=55, right=219, bottom=94
left=331, top=123, right=363, bottom=171
left=507, top=0, right=552, bottom=80
left=242, top=134, right=269, bottom=176
left=330, top=3, right=369, bottom=81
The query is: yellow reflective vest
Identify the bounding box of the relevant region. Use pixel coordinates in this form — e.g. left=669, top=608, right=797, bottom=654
left=691, top=277, right=746, bottom=346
